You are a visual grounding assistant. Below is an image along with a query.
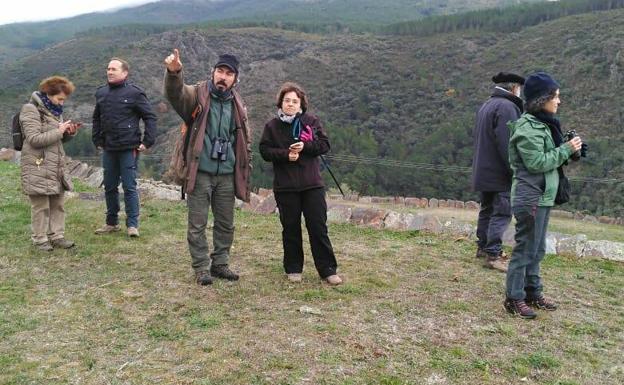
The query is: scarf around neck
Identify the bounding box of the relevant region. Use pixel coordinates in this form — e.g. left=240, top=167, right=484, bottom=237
left=533, top=111, right=563, bottom=147
left=38, top=92, right=63, bottom=117
left=209, top=81, right=233, bottom=100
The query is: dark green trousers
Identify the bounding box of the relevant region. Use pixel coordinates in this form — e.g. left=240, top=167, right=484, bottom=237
left=187, top=172, right=235, bottom=272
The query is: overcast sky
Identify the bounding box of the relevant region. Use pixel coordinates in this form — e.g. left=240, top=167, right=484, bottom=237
left=0, top=0, right=159, bottom=25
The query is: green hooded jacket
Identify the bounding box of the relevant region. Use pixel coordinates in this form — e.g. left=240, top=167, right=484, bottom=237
left=508, top=113, right=573, bottom=207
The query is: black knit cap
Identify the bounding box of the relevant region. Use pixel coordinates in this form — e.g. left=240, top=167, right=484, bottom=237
left=523, top=72, right=560, bottom=102
left=214, top=54, right=239, bottom=74
left=492, top=72, right=525, bottom=85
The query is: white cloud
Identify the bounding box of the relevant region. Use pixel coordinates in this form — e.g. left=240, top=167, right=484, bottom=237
left=0, top=0, right=159, bottom=25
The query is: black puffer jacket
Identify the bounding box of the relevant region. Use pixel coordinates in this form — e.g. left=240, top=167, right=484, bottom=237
left=92, top=80, right=157, bottom=151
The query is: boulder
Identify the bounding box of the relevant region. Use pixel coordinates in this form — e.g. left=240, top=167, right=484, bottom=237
left=384, top=211, right=413, bottom=231
left=408, top=213, right=442, bottom=233
left=584, top=240, right=624, bottom=262
left=242, top=193, right=262, bottom=212
left=139, top=181, right=181, bottom=201
left=465, top=201, right=479, bottom=210
left=454, top=201, right=465, bottom=209
left=254, top=193, right=277, bottom=214
left=84, top=168, right=104, bottom=187
left=350, top=207, right=387, bottom=229
left=428, top=198, right=439, bottom=208
left=257, top=188, right=273, bottom=198
left=359, top=196, right=372, bottom=203
left=404, top=197, right=421, bottom=207
left=556, top=233, right=588, bottom=256
left=0, top=148, right=16, bottom=161
left=551, top=209, right=574, bottom=219
left=327, top=205, right=352, bottom=224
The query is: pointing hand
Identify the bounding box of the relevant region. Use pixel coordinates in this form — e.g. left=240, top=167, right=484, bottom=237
left=164, top=48, right=183, bottom=72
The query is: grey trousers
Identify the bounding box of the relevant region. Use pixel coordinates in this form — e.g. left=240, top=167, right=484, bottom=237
left=29, top=194, right=65, bottom=244
left=505, top=205, right=551, bottom=300
left=186, top=172, right=235, bottom=272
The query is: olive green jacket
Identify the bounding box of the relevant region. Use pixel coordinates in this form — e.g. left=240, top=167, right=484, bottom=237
left=508, top=113, right=573, bottom=207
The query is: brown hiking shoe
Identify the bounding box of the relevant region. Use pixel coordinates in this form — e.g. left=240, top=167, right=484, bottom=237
left=211, top=265, right=239, bottom=281
left=195, top=270, right=213, bottom=286
left=484, top=253, right=508, bottom=272
left=35, top=241, right=53, bottom=252
left=526, top=295, right=557, bottom=311
left=127, top=227, right=140, bottom=238
left=504, top=298, right=537, bottom=319
left=95, top=224, right=120, bottom=234
left=51, top=238, right=75, bottom=249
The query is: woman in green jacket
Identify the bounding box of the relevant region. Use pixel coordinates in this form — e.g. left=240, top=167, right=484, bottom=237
left=504, top=72, right=583, bottom=319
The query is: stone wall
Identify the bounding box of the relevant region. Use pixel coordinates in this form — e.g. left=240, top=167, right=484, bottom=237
left=2, top=148, right=623, bottom=262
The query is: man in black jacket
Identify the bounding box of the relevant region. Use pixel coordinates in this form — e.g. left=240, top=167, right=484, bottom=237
left=92, top=57, right=157, bottom=238
left=471, top=72, right=524, bottom=272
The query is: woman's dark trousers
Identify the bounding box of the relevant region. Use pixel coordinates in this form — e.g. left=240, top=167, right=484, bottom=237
left=274, top=188, right=338, bottom=278
left=505, top=205, right=551, bottom=300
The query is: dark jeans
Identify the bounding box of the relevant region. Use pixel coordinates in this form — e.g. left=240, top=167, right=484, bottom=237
left=505, top=205, right=551, bottom=300
left=274, top=188, right=338, bottom=278
left=476, top=191, right=512, bottom=255
left=187, top=172, right=235, bottom=272
left=103, top=150, right=139, bottom=228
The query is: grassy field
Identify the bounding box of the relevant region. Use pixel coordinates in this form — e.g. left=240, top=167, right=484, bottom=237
left=1, top=161, right=623, bottom=385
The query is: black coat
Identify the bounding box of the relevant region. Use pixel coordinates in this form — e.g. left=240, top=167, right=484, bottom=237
left=92, top=81, right=157, bottom=151
left=259, top=113, right=330, bottom=192
left=471, top=88, right=523, bottom=192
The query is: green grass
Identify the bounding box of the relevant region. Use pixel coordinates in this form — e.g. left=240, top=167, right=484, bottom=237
left=1, top=161, right=623, bottom=384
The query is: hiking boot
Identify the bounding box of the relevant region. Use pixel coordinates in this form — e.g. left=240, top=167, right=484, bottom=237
left=484, top=253, right=508, bottom=272
left=51, top=238, right=75, bottom=249
left=210, top=265, right=239, bottom=281
left=526, top=295, right=558, bottom=311
left=504, top=298, right=537, bottom=319
left=127, top=227, right=140, bottom=238
left=35, top=241, right=53, bottom=252
left=287, top=273, right=302, bottom=283
left=195, top=270, right=213, bottom=286
left=475, top=247, right=487, bottom=258
left=325, top=274, right=343, bottom=286
left=95, top=224, right=120, bottom=234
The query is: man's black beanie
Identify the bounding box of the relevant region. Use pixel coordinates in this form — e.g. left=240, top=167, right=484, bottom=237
left=214, top=54, right=239, bottom=74
left=523, top=72, right=560, bottom=102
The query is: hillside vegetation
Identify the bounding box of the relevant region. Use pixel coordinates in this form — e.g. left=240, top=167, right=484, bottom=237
left=0, top=0, right=537, bottom=65
left=1, top=3, right=623, bottom=216
left=1, top=162, right=623, bottom=385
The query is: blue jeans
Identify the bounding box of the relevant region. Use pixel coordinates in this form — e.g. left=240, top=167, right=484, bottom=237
left=476, top=191, right=512, bottom=255
left=103, top=150, right=139, bottom=228
left=505, top=205, right=551, bottom=300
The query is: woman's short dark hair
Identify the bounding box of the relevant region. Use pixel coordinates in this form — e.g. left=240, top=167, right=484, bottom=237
left=276, top=82, right=308, bottom=112
left=525, top=89, right=558, bottom=114
left=39, top=76, right=75, bottom=96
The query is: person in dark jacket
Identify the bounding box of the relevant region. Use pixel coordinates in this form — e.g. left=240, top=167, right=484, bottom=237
left=504, top=72, right=583, bottom=319
left=259, top=82, right=342, bottom=285
left=92, top=57, right=157, bottom=238
left=471, top=72, right=525, bottom=272
left=164, top=49, right=252, bottom=285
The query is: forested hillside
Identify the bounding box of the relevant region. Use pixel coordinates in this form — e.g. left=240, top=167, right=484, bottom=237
left=1, top=0, right=623, bottom=216
left=0, top=0, right=537, bottom=65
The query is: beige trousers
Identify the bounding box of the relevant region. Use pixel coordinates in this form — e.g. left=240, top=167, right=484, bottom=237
left=29, top=194, right=65, bottom=244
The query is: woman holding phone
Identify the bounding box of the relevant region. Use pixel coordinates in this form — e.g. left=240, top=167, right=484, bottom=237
left=20, top=76, right=81, bottom=251
left=259, top=82, right=342, bottom=285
